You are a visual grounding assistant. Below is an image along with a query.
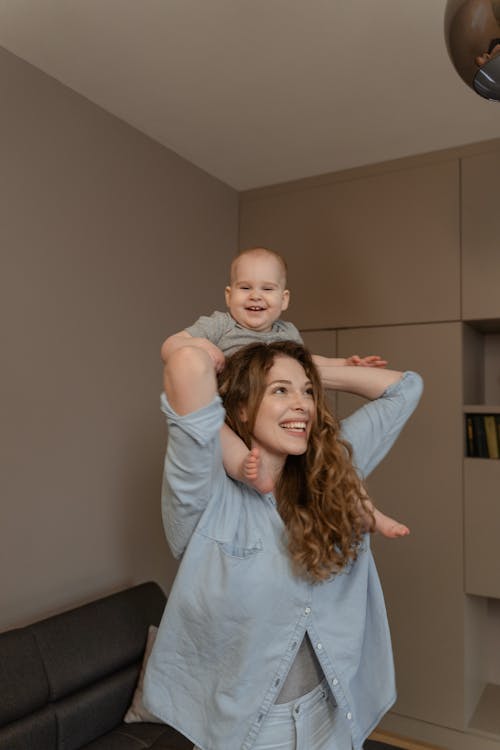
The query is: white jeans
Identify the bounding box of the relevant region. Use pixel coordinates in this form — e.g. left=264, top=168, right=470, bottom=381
left=193, top=680, right=352, bottom=750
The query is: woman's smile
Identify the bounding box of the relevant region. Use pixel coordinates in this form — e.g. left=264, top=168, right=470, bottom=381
left=279, top=419, right=308, bottom=433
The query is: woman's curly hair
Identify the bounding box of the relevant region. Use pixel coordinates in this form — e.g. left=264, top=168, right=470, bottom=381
left=218, top=341, right=374, bottom=582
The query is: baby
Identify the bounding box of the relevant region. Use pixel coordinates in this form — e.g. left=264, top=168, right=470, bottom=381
left=162, top=247, right=408, bottom=538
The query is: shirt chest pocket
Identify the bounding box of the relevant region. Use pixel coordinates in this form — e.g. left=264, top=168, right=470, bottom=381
left=218, top=538, right=264, bottom=559
left=198, top=491, right=265, bottom=559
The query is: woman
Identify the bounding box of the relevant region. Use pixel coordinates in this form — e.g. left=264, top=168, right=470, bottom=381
left=144, top=341, right=423, bottom=750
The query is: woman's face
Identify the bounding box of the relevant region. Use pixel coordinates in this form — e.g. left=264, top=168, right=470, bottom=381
left=248, top=355, right=315, bottom=460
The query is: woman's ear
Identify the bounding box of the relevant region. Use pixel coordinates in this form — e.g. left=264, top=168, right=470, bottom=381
left=238, top=405, right=248, bottom=423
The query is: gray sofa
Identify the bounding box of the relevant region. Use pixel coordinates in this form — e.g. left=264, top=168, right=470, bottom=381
left=0, top=581, right=191, bottom=750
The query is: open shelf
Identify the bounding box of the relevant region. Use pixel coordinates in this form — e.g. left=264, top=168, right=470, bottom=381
left=463, top=405, right=500, bottom=414
left=469, top=684, right=500, bottom=737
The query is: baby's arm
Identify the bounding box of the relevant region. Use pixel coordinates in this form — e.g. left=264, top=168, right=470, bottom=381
left=345, top=354, right=388, bottom=367
left=161, top=330, right=225, bottom=373
left=312, top=354, right=387, bottom=386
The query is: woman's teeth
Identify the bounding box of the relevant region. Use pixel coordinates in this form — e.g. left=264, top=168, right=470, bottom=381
left=280, top=422, right=306, bottom=431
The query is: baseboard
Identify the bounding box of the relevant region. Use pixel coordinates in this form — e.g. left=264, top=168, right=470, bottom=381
left=378, top=712, right=500, bottom=750
left=370, top=729, right=446, bottom=750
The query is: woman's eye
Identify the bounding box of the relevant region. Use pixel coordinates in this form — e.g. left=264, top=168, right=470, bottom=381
left=272, top=386, right=286, bottom=394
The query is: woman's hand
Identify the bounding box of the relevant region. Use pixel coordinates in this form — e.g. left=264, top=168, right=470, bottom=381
left=312, top=354, right=403, bottom=400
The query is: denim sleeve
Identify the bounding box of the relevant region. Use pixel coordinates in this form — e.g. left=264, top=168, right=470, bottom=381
left=340, top=371, right=423, bottom=479
left=160, top=393, right=226, bottom=558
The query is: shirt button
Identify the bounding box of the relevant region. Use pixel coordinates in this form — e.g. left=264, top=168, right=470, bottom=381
left=332, top=678, right=338, bottom=686
left=316, top=643, right=322, bottom=650
left=347, top=712, right=352, bottom=720
left=304, top=606, right=311, bottom=614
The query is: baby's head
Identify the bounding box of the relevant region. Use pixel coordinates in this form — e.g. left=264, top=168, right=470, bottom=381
left=225, top=247, right=290, bottom=332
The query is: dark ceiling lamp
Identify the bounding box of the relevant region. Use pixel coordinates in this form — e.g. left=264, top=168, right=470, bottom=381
left=445, top=0, right=500, bottom=100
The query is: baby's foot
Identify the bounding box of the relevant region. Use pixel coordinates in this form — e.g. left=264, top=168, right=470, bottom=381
left=243, top=448, right=274, bottom=494
left=374, top=509, right=410, bottom=538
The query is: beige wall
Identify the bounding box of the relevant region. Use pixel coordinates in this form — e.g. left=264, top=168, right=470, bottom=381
left=0, top=47, right=238, bottom=631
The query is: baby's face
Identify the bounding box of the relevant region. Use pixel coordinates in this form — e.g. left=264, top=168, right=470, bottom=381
left=225, top=252, right=290, bottom=332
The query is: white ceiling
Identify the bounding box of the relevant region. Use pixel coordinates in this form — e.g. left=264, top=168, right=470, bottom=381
left=0, top=0, right=499, bottom=190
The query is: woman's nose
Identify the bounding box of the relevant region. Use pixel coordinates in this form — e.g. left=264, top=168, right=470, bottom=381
left=292, top=394, right=307, bottom=410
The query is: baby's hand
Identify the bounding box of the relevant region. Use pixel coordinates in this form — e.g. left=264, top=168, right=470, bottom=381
left=346, top=354, right=388, bottom=368
left=192, top=338, right=226, bottom=373
left=243, top=448, right=274, bottom=494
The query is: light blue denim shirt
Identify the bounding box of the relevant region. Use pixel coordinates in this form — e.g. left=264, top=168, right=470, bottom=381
left=144, top=371, right=423, bottom=750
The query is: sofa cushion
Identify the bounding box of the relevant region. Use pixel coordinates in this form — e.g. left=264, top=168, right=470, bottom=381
left=0, top=706, right=57, bottom=750
left=81, top=722, right=193, bottom=749
left=0, top=627, right=49, bottom=725
left=31, top=582, right=166, bottom=701
left=55, top=662, right=141, bottom=750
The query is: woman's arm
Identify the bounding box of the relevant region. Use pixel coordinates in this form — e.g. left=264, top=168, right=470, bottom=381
left=340, top=371, right=423, bottom=479
left=314, top=362, right=403, bottom=400
left=161, top=346, right=227, bottom=558
left=164, top=345, right=218, bottom=415
left=161, top=331, right=225, bottom=372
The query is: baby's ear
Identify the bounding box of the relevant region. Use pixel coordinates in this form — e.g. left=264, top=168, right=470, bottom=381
left=224, top=286, right=232, bottom=308
left=281, top=289, right=290, bottom=311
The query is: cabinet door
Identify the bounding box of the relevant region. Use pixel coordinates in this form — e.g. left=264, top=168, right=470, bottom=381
left=462, top=151, right=500, bottom=320
left=464, top=458, right=500, bottom=599
left=337, top=323, right=465, bottom=730
left=301, top=329, right=337, bottom=414
left=240, top=160, right=460, bottom=329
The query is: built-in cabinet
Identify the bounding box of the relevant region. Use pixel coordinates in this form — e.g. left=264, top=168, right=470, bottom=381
left=462, top=320, right=500, bottom=738
left=461, top=148, right=500, bottom=741
left=241, top=139, right=500, bottom=749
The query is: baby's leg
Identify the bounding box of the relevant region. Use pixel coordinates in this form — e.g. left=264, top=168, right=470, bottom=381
left=372, top=507, right=410, bottom=538
left=242, top=448, right=274, bottom=494
left=360, top=491, right=409, bottom=538
left=220, top=425, right=274, bottom=494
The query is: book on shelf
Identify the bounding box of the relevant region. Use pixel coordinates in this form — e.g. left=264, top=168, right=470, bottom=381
left=465, top=413, right=500, bottom=459
left=484, top=415, right=500, bottom=459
